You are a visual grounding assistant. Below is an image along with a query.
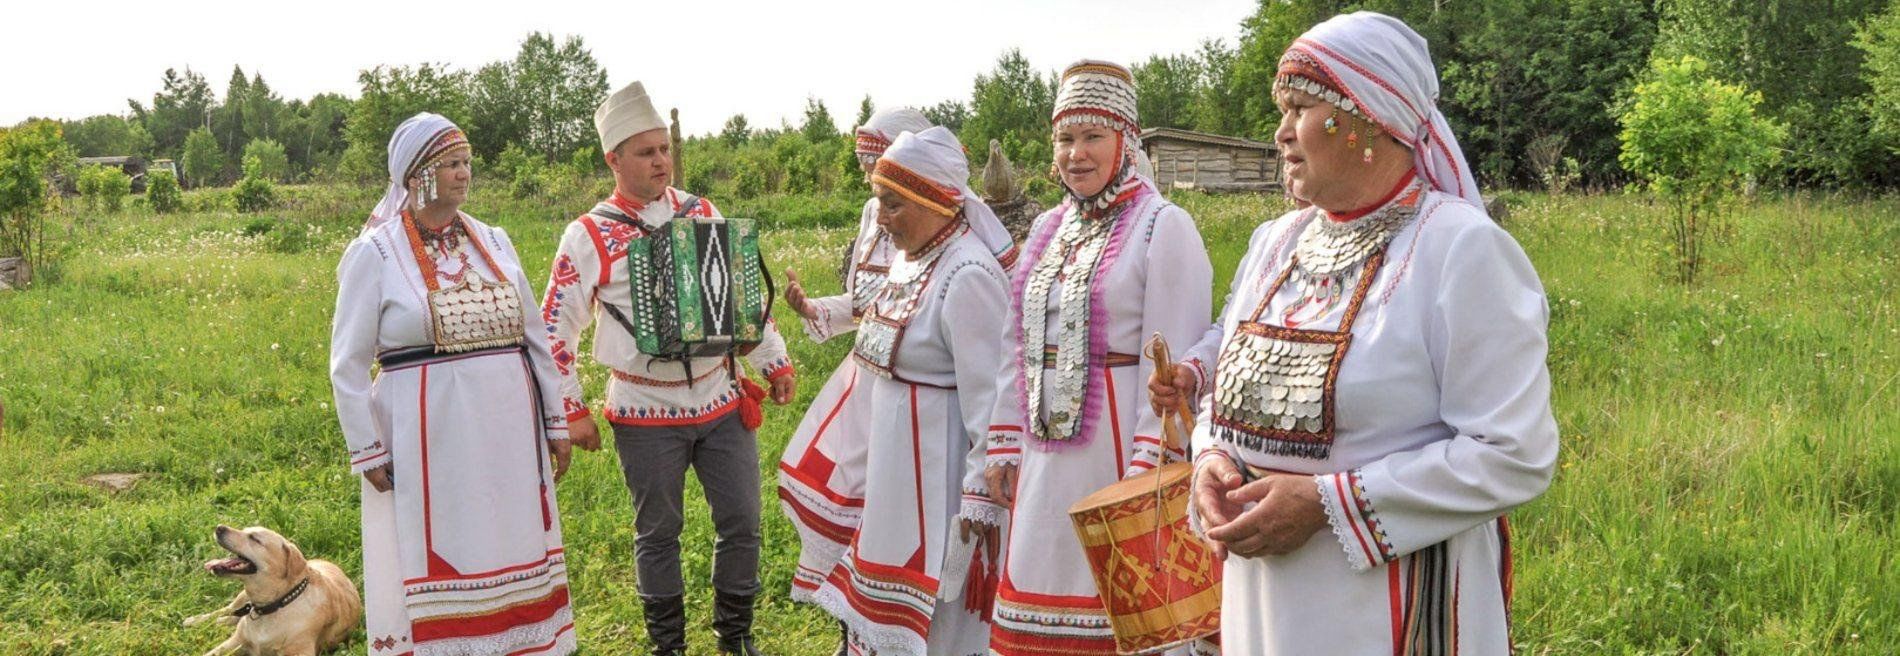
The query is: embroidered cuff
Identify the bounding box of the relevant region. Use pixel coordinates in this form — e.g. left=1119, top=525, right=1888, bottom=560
left=563, top=398, right=592, bottom=422
left=1317, top=470, right=1396, bottom=572
left=802, top=303, right=845, bottom=343
left=763, top=359, right=795, bottom=381
left=349, top=449, right=391, bottom=475
left=985, top=427, right=1024, bottom=468
left=1186, top=357, right=1210, bottom=408
left=957, top=495, right=1009, bottom=529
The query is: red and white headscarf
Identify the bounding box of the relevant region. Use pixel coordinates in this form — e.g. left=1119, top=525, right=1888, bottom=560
left=871, top=126, right=1017, bottom=266
left=366, top=112, right=470, bottom=229
left=855, top=107, right=934, bottom=158
left=1279, top=12, right=1482, bottom=207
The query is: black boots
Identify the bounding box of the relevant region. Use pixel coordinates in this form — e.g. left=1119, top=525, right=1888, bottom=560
left=713, top=591, right=763, bottom=656
left=833, top=619, right=850, bottom=656
left=641, top=594, right=688, bottom=656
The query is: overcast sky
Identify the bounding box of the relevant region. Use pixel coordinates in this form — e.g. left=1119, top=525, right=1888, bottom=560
left=1, top=0, right=1256, bottom=136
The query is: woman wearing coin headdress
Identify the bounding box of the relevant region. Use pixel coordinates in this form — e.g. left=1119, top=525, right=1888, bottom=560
left=1166, top=12, right=1558, bottom=654
left=976, top=60, right=1214, bottom=655
left=330, top=112, right=576, bottom=655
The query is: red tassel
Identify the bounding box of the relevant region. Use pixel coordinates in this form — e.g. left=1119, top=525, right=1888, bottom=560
left=964, top=544, right=997, bottom=621
left=738, top=378, right=767, bottom=430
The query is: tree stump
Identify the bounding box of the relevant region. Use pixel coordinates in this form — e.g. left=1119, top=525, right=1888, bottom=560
left=0, top=257, right=22, bottom=290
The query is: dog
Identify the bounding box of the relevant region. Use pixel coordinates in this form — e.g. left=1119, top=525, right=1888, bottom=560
left=184, top=525, right=362, bottom=656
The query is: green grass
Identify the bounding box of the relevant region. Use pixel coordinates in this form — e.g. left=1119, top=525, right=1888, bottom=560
left=0, top=186, right=1893, bottom=654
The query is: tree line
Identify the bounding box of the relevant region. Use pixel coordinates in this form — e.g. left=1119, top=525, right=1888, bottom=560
left=16, top=0, right=1900, bottom=195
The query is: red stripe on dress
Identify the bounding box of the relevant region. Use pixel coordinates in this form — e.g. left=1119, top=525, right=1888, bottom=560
left=775, top=487, right=857, bottom=544
left=1104, top=368, right=1124, bottom=474
left=412, top=586, right=570, bottom=642
left=1333, top=474, right=1377, bottom=567
left=989, top=424, right=1023, bottom=433
left=795, top=367, right=859, bottom=478
left=1388, top=560, right=1404, bottom=656
left=908, top=384, right=927, bottom=557
left=777, top=461, right=866, bottom=508
left=419, top=366, right=434, bottom=559
left=403, top=549, right=564, bottom=585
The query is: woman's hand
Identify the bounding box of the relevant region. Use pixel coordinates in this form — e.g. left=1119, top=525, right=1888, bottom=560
left=363, top=463, right=395, bottom=493
left=548, top=439, right=572, bottom=482
left=1192, top=455, right=1245, bottom=560
left=783, top=268, right=820, bottom=321
left=984, top=463, right=1019, bottom=508
left=1148, top=362, right=1198, bottom=418
left=1204, top=473, right=1329, bottom=559
left=958, top=517, right=1002, bottom=565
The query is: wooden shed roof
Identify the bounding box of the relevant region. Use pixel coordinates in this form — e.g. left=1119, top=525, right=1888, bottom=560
left=1139, top=127, right=1275, bottom=152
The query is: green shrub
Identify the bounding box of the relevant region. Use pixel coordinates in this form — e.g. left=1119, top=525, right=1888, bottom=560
left=146, top=169, right=182, bottom=213
left=1617, top=55, right=1786, bottom=284
left=242, top=139, right=291, bottom=183
left=77, top=165, right=131, bottom=213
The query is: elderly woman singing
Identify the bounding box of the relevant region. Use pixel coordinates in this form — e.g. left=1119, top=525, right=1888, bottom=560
left=330, top=113, right=576, bottom=656
left=1160, top=12, right=1559, bottom=655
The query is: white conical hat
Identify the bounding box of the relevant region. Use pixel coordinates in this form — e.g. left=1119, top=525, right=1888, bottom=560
left=595, top=81, right=666, bottom=153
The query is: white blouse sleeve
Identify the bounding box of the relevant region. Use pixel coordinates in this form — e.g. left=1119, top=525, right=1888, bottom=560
left=1315, top=220, right=1560, bottom=572
left=329, top=236, right=389, bottom=473
left=944, top=260, right=1015, bottom=527
left=1125, top=207, right=1213, bottom=477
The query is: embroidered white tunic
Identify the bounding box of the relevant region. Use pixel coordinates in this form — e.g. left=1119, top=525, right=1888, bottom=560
left=779, top=198, right=897, bottom=601
left=330, top=215, right=575, bottom=656
left=808, top=226, right=1011, bottom=656
left=1188, top=191, right=1558, bottom=655
left=540, top=188, right=794, bottom=427
left=985, top=186, right=1212, bottom=655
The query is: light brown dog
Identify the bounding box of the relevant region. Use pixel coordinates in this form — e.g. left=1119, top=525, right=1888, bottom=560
left=184, top=525, right=362, bottom=656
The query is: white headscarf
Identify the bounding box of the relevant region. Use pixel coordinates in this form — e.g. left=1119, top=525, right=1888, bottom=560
left=855, top=107, right=934, bottom=156
left=367, top=112, right=468, bottom=229
left=872, top=127, right=1015, bottom=262
left=1284, top=12, right=1482, bottom=207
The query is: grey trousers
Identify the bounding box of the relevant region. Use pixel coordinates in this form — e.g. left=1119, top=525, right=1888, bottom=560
left=612, top=411, right=762, bottom=598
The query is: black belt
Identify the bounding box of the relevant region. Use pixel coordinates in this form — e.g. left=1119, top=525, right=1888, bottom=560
left=377, top=343, right=524, bottom=371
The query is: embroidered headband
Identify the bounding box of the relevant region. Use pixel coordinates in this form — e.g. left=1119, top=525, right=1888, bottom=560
left=871, top=158, right=961, bottom=217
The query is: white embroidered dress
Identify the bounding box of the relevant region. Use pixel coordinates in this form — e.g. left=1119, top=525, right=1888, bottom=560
left=1188, top=187, right=1558, bottom=655
left=809, top=224, right=1012, bottom=656
left=330, top=214, right=575, bottom=656
left=985, top=184, right=1212, bottom=655
left=779, top=198, right=897, bottom=601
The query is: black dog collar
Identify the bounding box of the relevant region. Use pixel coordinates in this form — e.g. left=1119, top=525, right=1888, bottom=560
left=236, top=577, right=310, bottom=618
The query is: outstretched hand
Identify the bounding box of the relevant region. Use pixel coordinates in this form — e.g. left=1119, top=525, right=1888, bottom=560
left=784, top=268, right=819, bottom=321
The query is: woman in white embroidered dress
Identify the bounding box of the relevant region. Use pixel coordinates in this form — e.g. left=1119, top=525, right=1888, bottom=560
left=330, top=113, right=576, bottom=656
left=776, top=107, right=935, bottom=609
left=978, top=60, right=1214, bottom=656
left=1177, top=13, right=1559, bottom=655
left=806, top=127, right=1015, bottom=656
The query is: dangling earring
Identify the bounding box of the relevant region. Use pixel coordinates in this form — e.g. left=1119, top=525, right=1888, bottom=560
left=1325, top=109, right=1339, bottom=135
left=422, top=168, right=439, bottom=206
left=1361, top=130, right=1375, bottom=164
left=1346, top=126, right=1359, bottom=149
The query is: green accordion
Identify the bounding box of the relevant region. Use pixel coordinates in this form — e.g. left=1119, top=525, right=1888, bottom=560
left=623, top=217, right=770, bottom=358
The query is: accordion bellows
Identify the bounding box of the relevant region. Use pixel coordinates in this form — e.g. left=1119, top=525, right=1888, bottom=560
left=624, top=217, right=769, bottom=358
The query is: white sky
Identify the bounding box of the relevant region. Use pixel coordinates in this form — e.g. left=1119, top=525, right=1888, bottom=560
left=0, top=0, right=1255, bottom=137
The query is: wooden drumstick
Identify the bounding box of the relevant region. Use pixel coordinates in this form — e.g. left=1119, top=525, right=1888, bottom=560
left=1143, top=332, right=1196, bottom=458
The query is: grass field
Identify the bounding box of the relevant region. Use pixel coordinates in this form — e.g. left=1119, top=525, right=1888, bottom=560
left=0, top=184, right=1894, bottom=654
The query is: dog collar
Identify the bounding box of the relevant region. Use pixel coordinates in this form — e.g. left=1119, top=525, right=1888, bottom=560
left=236, top=577, right=310, bottom=618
